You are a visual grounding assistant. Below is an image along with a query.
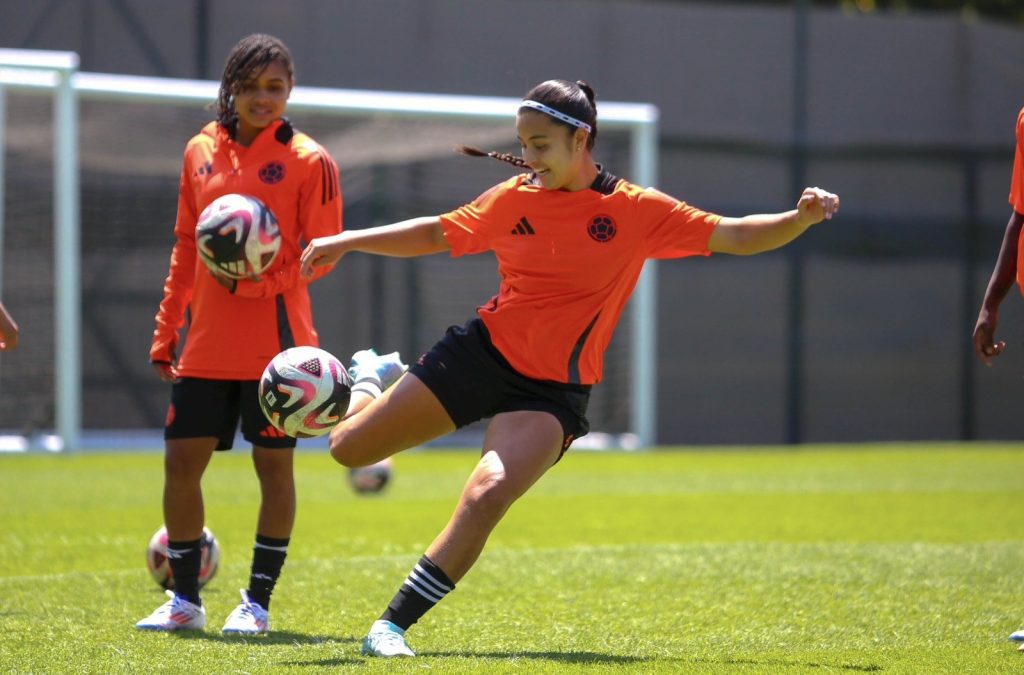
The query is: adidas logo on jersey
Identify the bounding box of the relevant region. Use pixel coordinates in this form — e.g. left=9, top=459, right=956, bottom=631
left=511, top=217, right=535, bottom=235
left=193, top=161, right=214, bottom=178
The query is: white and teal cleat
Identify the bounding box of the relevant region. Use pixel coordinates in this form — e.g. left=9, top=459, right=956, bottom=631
left=1009, top=628, right=1024, bottom=642
left=349, top=349, right=408, bottom=395
left=373, top=351, right=408, bottom=390
left=361, top=619, right=415, bottom=657
left=348, top=348, right=380, bottom=382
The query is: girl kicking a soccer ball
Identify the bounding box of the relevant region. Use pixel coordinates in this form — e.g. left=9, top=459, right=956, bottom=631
left=301, top=79, right=839, bottom=657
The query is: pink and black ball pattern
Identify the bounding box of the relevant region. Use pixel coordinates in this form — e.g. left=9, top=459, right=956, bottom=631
left=258, top=346, right=353, bottom=438
left=195, top=193, right=282, bottom=279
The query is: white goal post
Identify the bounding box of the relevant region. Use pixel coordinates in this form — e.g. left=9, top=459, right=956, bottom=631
left=0, top=49, right=80, bottom=453
left=0, top=48, right=661, bottom=451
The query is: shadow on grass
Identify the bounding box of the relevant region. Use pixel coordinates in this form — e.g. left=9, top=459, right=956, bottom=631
left=279, top=657, right=364, bottom=667
left=422, top=650, right=653, bottom=665
left=170, top=630, right=360, bottom=647
left=282, top=650, right=653, bottom=667
left=694, top=657, right=882, bottom=672
left=422, top=652, right=881, bottom=671
left=156, top=625, right=881, bottom=672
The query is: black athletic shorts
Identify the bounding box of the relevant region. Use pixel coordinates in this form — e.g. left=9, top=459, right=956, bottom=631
left=409, top=318, right=591, bottom=453
left=164, top=378, right=296, bottom=450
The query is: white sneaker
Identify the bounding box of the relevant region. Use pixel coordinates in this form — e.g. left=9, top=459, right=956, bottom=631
left=349, top=349, right=407, bottom=393
left=361, top=619, right=415, bottom=657
left=221, top=589, right=269, bottom=635
left=1010, top=628, right=1024, bottom=642
left=135, top=590, right=206, bottom=631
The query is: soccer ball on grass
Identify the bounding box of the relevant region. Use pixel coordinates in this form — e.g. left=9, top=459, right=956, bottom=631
left=146, top=525, right=220, bottom=590
left=348, top=458, right=393, bottom=495
left=196, top=193, right=281, bottom=279
left=259, top=346, right=352, bottom=438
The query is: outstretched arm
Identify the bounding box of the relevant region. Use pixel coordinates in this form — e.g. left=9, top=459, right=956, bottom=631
left=708, top=187, right=839, bottom=256
left=300, top=216, right=450, bottom=276
left=973, top=209, right=1024, bottom=366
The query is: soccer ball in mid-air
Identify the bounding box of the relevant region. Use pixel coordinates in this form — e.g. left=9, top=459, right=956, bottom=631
left=259, top=346, right=352, bottom=438
left=146, top=525, right=220, bottom=590
left=348, top=458, right=393, bottom=495
left=195, top=193, right=281, bottom=279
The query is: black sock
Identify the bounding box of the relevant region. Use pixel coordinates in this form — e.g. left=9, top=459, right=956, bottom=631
left=380, top=555, right=455, bottom=630
left=246, top=534, right=289, bottom=610
left=166, top=537, right=203, bottom=605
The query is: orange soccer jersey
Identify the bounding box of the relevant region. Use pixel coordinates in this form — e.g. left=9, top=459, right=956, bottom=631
left=439, top=170, right=720, bottom=384
left=1011, top=107, right=1024, bottom=292
left=151, top=119, right=342, bottom=379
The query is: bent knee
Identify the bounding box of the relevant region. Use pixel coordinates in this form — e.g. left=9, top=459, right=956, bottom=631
left=329, top=443, right=360, bottom=468
left=328, top=425, right=358, bottom=467
left=329, top=424, right=392, bottom=468
left=464, top=459, right=516, bottom=516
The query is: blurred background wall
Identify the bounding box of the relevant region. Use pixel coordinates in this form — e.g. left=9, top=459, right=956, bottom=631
left=1, top=0, right=1022, bottom=445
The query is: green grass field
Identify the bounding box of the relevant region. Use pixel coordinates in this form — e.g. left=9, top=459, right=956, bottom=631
left=0, top=443, right=1022, bottom=673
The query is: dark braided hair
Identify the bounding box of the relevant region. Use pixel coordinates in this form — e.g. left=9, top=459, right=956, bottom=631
left=458, top=79, right=598, bottom=169
left=456, top=145, right=529, bottom=168
left=215, top=34, right=295, bottom=131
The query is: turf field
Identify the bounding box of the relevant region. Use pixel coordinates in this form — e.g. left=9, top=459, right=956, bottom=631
left=0, top=444, right=1021, bottom=673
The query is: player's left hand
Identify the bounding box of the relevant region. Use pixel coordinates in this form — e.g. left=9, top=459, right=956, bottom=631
left=797, top=187, right=840, bottom=226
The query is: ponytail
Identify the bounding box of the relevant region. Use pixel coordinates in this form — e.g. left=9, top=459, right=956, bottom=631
left=456, top=79, right=598, bottom=170
left=456, top=145, right=529, bottom=169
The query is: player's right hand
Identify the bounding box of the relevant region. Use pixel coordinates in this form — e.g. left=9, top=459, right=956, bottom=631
left=972, top=313, right=1006, bottom=366
left=152, top=361, right=177, bottom=382
left=300, top=234, right=346, bottom=277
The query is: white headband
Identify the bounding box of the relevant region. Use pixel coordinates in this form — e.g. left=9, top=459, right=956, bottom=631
left=520, top=100, right=592, bottom=133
